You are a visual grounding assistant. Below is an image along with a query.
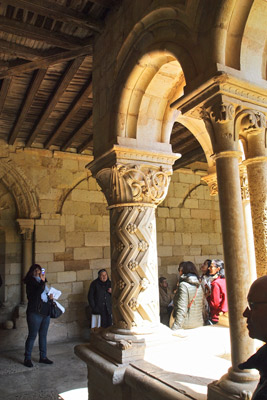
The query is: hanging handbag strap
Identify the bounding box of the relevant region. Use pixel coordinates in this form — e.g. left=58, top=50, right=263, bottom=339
left=188, top=287, right=198, bottom=309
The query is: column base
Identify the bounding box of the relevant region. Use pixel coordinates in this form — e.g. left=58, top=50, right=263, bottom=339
left=75, top=324, right=202, bottom=400
left=208, top=368, right=259, bottom=400
left=89, top=323, right=172, bottom=364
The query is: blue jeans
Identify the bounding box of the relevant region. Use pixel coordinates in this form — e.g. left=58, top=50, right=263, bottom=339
left=25, top=312, right=50, bottom=360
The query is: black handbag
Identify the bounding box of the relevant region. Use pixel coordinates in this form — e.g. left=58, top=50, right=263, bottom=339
left=50, top=302, right=63, bottom=319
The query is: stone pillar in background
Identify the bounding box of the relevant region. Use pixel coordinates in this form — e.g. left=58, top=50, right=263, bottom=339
left=239, top=110, right=267, bottom=277
left=199, top=99, right=258, bottom=399
left=89, top=146, right=178, bottom=336
left=17, top=219, right=34, bottom=304
left=202, top=167, right=257, bottom=285
left=239, top=165, right=257, bottom=283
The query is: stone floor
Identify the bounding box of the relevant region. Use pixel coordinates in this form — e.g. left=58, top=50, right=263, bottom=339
left=0, top=325, right=261, bottom=400
left=0, top=340, right=88, bottom=400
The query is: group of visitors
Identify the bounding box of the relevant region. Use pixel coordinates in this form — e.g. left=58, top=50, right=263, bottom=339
left=159, top=258, right=228, bottom=330
left=22, top=260, right=267, bottom=399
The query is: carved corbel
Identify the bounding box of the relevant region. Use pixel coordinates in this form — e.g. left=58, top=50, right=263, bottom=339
left=16, top=218, right=34, bottom=240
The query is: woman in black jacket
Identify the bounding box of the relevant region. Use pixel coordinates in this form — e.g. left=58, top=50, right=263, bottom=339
left=88, top=269, right=112, bottom=328
left=23, top=264, right=53, bottom=367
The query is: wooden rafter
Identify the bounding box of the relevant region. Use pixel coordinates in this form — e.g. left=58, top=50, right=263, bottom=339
left=45, top=79, right=93, bottom=149
left=0, top=78, right=11, bottom=115
left=0, top=0, right=103, bottom=32
left=26, top=57, right=85, bottom=147
left=77, top=134, right=94, bottom=154
left=173, top=147, right=205, bottom=170
left=0, top=43, right=93, bottom=79
left=0, top=15, right=87, bottom=50
left=0, top=38, right=44, bottom=61
left=61, top=113, right=93, bottom=151
left=9, top=69, right=47, bottom=145
left=88, top=0, right=120, bottom=7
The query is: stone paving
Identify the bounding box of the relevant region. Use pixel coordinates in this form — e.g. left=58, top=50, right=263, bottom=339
left=0, top=341, right=88, bottom=400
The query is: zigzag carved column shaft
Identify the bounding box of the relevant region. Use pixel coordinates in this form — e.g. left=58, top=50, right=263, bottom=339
left=88, top=146, right=179, bottom=334
left=110, top=204, right=158, bottom=333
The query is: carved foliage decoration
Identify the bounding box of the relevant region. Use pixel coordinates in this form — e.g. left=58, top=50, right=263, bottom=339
left=110, top=205, right=159, bottom=331
left=96, top=163, right=172, bottom=206
left=237, top=110, right=267, bottom=134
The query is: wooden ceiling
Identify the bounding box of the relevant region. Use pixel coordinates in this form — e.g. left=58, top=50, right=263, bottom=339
left=0, top=0, right=206, bottom=168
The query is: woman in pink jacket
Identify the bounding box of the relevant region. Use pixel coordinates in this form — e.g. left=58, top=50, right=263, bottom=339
left=207, top=259, right=228, bottom=324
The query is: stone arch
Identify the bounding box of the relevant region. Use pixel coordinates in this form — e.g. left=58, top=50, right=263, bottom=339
left=0, top=159, right=40, bottom=219
left=239, top=0, right=267, bottom=80
left=110, top=8, right=204, bottom=146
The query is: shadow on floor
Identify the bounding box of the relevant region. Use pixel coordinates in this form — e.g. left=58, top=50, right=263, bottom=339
left=0, top=340, right=88, bottom=400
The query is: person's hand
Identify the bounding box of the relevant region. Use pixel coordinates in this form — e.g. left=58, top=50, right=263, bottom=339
left=107, top=288, right=112, bottom=294
left=49, top=294, right=53, bottom=300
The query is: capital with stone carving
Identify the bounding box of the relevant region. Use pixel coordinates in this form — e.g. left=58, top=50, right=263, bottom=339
left=17, top=219, right=34, bottom=240
left=201, top=173, right=218, bottom=196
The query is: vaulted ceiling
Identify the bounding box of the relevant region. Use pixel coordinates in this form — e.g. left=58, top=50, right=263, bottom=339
left=0, top=0, right=206, bottom=169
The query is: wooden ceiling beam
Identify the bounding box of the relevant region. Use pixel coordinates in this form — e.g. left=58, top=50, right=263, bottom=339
left=26, top=57, right=85, bottom=147
left=45, top=79, right=93, bottom=149
left=9, top=69, right=47, bottom=145
left=0, top=78, right=11, bottom=115
left=173, top=147, right=205, bottom=170
left=88, top=0, right=120, bottom=8
left=0, top=44, right=92, bottom=79
left=0, top=38, right=44, bottom=61
left=1, top=0, right=103, bottom=32
left=0, top=15, right=86, bottom=50
left=77, top=134, right=93, bottom=154
left=61, top=113, right=93, bottom=151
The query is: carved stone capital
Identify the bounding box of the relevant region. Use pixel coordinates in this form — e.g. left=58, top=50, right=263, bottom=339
left=237, top=109, right=267, bottom=135
left=97, top=163, right=172, bottom=207
left=16, top=219, right=34, bottom=240
left=88, top=146, right=178, bottom=207
left=201, top=173, right=218, bottom=196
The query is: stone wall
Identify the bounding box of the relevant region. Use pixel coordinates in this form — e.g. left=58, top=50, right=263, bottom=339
left=0, top=146, right=222, bottom=338
left=157, top=167, right=222, bottom=291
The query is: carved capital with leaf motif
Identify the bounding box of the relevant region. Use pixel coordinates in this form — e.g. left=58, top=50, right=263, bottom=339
left=97, top=163, right=172, bottom=207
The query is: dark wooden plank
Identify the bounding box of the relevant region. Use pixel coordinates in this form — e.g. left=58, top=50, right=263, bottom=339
left=173, top=147, right=205, bottom=170
left=0, top=44, right=93, bottom=79
left=26, top=57, right=85, bottom=147
left=0, top=78, right=11, bottom=115
left=0, top=38, right=44, bottom=61
left=9, top=69, right=47, bottom=145
left=89, top=0, right=120, bottom=8
left=45, top=79, right=93, bottom=148
left=1, top=0, right=103, bottom=32
left=77, top=133, right=93, bottom=154
left=61, top=113, right=93, bottom=151
left=0, top=15, right=87, bottom=50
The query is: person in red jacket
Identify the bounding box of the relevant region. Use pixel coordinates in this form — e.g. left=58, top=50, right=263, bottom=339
left=207, top=259, right=228, bottom=324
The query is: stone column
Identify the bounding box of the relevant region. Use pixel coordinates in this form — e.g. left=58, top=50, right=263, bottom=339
left=89, top=146, right=178, bottom=337
left=199, top=100, right=258, bottom=399
left=17, top=219, right=34, bottom=304
left=239, top=110, right=267, bottom=277
left=202, top=167, right=257, bottom=284
left=239, top=165, right=257, bottom=283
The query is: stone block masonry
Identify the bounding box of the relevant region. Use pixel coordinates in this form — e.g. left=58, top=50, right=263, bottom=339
left=0, top=147, right=222, bottom=341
